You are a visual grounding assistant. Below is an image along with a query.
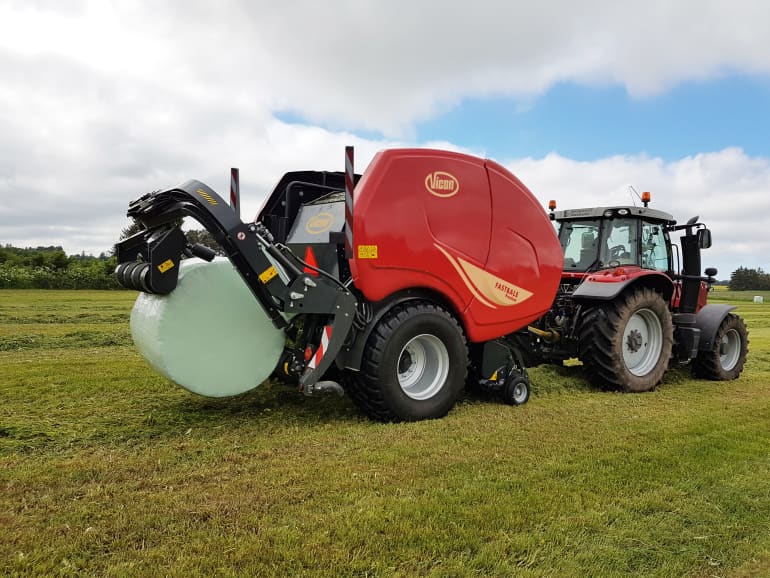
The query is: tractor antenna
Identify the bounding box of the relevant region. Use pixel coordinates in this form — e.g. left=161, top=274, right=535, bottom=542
left=629, top=185, right=641, bottom=207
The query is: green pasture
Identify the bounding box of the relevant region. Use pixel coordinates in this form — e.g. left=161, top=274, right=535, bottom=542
left=1, top=289, right=769, bottom=577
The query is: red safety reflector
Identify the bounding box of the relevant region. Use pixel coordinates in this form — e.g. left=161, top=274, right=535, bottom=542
left=344, top=146, right=354, bottom=259
left=304, top=346, right=313, bottom=362
left=303, top=246, right=319, bottom=276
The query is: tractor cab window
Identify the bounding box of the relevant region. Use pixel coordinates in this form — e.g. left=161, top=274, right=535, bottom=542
left=600, top=218, right=639, bottom=267
left=641, top=221, right=670, bottom=272
left=559, top=219, right=600, bottom=271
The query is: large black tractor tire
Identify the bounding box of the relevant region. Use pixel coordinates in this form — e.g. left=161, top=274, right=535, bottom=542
left=693, top=313, right=749, bottom=380
left=578, top=287, right=674, bottom=392
left=345, top=301, right=468, bottom=422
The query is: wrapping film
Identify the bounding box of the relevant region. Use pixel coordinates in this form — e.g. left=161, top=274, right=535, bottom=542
left=130, top=257, right=285, bottom=397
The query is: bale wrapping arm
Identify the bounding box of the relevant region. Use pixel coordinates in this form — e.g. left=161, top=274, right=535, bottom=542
left=115, top=179, right=357, bottom=390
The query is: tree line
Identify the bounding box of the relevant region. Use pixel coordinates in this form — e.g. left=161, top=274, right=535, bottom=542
left=0, top=245, right=119, bottom=289
left=728, top=267, right=770, bottom=291
left=0, top=227, right=223, bottom=290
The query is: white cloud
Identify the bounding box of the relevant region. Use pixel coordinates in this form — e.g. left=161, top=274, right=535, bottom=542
left=509, top=148, right=770, bottom=277
left=3, top=1, right=770, bottom=134
left=0, top=0, right=768, bottom=279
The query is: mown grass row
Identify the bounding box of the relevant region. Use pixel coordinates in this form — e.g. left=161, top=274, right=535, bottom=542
left=1, top=290, right=769, bottom=576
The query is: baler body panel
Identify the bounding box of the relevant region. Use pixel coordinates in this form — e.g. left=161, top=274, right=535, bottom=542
left=351, top=149, right=563, bottom=342
left=479, top=160, right=564, bottom=333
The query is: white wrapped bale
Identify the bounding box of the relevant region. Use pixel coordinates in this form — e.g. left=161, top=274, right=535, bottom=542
left=130, top=257, right=285, bottom=397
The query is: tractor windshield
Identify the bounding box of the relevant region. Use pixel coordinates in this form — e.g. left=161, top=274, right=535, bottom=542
left=559, top=217, right=644, bottom=271
left=559, top=220, right=601, bottom=271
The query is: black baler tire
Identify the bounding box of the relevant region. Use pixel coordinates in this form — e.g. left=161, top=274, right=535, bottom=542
left=345, top=301, right=467, bottom=422
left=693, top=313, right=749, bottom=381
left=578, top=287, right=673, bottom=392
left=503, top=377, right=530, bottom=406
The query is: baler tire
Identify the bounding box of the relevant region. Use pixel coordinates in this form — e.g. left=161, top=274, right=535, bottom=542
left=692, top=313, right=749, bottom=381
left=345, top=301, right=468, bottom=422
left=503, top=377, right=530, bottom=406
left=578, top=287, right=673, bottom=392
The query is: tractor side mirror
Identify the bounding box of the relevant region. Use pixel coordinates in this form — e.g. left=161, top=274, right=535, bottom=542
left=697, top=228, right=712, bottom=249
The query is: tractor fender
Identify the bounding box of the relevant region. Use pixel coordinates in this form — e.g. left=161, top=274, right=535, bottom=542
left=571, top=271, right=674, bottom=303
left=338, top=288, right=457, bottom=372
left=694, top=304, right=736, bottom=351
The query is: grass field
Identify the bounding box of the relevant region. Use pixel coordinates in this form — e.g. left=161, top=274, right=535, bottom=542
left=2, top=289, right=770, bottom=577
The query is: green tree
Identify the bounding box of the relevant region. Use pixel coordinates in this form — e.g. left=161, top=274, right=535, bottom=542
left=47, top=249, right=69, bottom=271
left=120, top=219, right=145, bottom=240
left=729, top=267, right=770, bottom=291
left=185, top=229, right=225, bottom=256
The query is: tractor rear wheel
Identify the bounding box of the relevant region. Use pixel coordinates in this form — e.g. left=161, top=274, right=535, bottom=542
left=579, top=287, right=673, bottom=392
left=693, top=313, right=748, bottom=380
left=345, top=301, right=468, bottom=422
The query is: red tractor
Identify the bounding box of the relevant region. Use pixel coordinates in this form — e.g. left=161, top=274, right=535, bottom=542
left=114, top=148, right=748, bottom=421
left=521, top=196, right=749, bottom=391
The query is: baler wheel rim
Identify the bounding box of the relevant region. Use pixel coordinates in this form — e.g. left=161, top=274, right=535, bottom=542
left=397, top=334, right=450, bottom=400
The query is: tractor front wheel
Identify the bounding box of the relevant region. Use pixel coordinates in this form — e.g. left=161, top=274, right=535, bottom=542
left=693, top=313, right=749, bottom=380
left=579, top=287, right=674, bottom=392
left=346, top=301, right=468, bottom=422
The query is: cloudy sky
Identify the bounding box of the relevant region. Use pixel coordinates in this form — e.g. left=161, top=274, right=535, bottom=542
left=1, top=0, right=769, bottom=278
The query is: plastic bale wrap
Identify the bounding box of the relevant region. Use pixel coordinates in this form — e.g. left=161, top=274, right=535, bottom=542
left=130, top=257, right=285, bottom=397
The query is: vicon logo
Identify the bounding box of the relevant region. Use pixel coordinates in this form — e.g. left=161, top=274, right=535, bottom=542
left=305, top=212, right=334, bottom=234
left=425, top=171, right=460, bottom=198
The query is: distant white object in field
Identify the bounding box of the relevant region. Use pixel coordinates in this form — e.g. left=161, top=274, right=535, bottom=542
left=754, top=296, right=764, bottom=304
left=129, top=257, right=284, bottom=397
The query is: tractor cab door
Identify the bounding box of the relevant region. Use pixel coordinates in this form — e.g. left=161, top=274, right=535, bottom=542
left=640, top=221, right=672, bottom=272
left=600, top=218, right=639, bottom=266
left=559, top=219, right=600, bottom=271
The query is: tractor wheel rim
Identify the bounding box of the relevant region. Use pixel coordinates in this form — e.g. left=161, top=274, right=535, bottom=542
left=719, top=328, right=741, bottom=371
left=622, top=308, right=663, bottom=377
left=397, top=334, right=449, bottom=400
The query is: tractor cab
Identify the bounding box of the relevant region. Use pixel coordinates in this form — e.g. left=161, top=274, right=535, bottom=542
left=551, top=204, right=676, bottom=274
left=548, top=195, right=717, bottom=317
left=528, top=194, right=746, bottom=395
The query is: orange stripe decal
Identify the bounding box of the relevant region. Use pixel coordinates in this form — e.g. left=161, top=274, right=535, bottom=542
left=434, top=243, right=533, bottom=308
left=434, top=244, right=497, bottom=308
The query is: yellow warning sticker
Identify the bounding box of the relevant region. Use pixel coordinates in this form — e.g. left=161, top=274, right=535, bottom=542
left=259, top=265, right=278, bottom=284
left=197, top=188, right=219, bottom=206
left=357, top=245, right=378, bottom=259
left=157, top=259, right=175, bottom=273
